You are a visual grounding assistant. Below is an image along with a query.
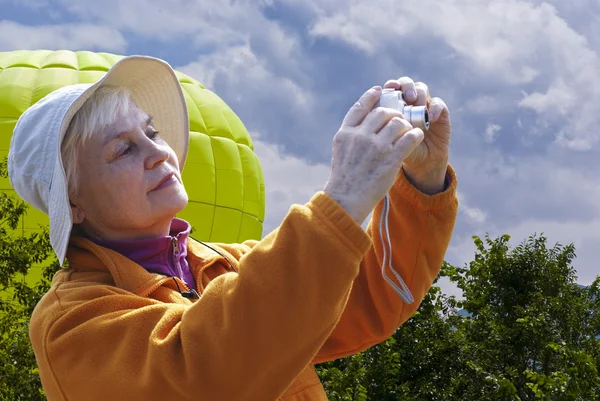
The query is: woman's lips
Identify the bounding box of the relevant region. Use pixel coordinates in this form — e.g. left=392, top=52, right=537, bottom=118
left=152, top=173, right=176, bottom=191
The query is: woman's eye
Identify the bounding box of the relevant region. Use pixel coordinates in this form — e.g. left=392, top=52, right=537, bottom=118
left=120, top=145, right=133, bottom=156
left=147, top=128, right=159, bottom=140
left=113, top=129, right=158, bottom=159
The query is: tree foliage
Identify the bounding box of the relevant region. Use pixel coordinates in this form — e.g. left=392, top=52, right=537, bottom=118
left=0, top=159, right=60, bottom=400
left=316, top=234, right=600, bottom=400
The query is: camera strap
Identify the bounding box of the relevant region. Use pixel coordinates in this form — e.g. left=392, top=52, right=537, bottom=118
left=378, top=193, right=414, bottom=304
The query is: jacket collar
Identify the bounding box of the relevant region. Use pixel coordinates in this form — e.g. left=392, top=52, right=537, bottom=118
left=86, top=218, right=195, bottom=291
left=65, top=235, right=222, bottom=295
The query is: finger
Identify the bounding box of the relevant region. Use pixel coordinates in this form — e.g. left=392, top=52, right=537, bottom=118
left=378, top=116, right=413, bottom=145
left=428, top=97, right=448, bottom=123
left=342, top=86, right=382, bottom=127
left=384, top=76, right=417, bottom=103
left=392, top=127, right=424, bottom=165
left=383, top=79, right=401, bottom=89
left=414, top=82, right=430, bottom=107
left=360, top=106, right=405, bottom=135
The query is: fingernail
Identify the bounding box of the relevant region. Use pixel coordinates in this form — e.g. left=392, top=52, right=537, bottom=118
left=408, top=89, right=417, bottom=100
left=372, top=86, right=382, bottom=92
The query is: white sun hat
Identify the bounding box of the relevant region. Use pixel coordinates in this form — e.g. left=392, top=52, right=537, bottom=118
left=7, top=55, right=190, bottom=266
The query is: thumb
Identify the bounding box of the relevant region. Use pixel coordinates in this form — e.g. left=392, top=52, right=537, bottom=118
left=341, top=86, right=382, bottom=128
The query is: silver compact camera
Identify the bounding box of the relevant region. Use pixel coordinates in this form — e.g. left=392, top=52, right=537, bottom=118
left=375, top=88, right=430, bottom=131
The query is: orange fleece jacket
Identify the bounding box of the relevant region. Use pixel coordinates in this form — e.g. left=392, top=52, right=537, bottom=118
left=29, top=166, right=458, bottom=400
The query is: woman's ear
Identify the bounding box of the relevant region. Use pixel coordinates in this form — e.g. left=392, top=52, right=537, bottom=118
left=70, top=201, right=85, bottom=224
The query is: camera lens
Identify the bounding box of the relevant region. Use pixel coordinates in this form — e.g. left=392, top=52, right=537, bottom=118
left=402, top=105, right=430, bottom=131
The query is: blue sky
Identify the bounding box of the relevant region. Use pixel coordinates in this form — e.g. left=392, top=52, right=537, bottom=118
left=2, top=0, right=599, bottom=296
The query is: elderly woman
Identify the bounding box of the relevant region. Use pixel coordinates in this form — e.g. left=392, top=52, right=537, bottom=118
left=8, top=56, right=457, bottom=400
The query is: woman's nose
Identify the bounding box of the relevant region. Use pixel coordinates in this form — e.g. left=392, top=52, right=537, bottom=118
left=145, top=141, right=170, bottom=170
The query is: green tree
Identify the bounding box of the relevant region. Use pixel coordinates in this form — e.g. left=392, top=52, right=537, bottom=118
left=317, top=262, right=466, bottom=400
left=0, top=159, right=60, bottom=400
left=316, top=233, right=600, bottom=400
left=450, top=234, right=600, bottom=400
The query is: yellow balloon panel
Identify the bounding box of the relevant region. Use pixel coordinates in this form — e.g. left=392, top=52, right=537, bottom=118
left=0, top=49, right=265, bottom=251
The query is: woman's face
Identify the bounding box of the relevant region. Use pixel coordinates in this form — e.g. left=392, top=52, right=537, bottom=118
left=70, top=101, right=188, bottom=240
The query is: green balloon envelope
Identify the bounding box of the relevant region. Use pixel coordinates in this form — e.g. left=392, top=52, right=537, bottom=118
left=0, top=49, right=265, bottom=287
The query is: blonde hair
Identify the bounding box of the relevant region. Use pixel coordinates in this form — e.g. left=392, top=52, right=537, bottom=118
left=61, top=85, right=134, bottom=199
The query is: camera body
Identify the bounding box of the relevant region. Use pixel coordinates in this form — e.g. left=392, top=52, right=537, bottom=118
left=376, top=88, right=430, bottom=131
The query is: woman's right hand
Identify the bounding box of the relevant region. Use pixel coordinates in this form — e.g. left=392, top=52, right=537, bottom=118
left=323, top=86, right=424, bottom=225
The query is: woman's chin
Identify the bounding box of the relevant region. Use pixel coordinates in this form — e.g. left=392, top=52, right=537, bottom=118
left=143, top=185, right=188, bottom=221
left=151, top=183, right=188, bottom=202
left=167, top=193, right=189, bottom=214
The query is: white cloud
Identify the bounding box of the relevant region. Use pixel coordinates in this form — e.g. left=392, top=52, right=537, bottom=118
left=457, top=191, right=487, bottom=225
left=484, top=123, right=501, bottom=143
left=178, top=44, right=312, bottom=111
left=176, top=42, right=330, bottom=161
left=466, top=95, right=502, bottom=114
left=54, top=0, right=299, bottom=55
left=308, top=0, right=600, bottom=149
left=0, top=20, right=126, bottom=52
left=445, top=149, right=600, bottom=296
left=57, top=0, right=224, bottom=40
left=309, top=1, right=552, bottom=83
left=252, top=136, right=331, bottom=236
left=463, top=205, right=487, bottom=225
left=519, top=78, right=576, bottom=114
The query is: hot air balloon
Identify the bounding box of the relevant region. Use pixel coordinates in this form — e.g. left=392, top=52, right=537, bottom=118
left=0, top=49, right=266, bottom=288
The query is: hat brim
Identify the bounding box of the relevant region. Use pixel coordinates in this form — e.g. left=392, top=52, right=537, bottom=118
left=49, top=55, right=189, bottom=265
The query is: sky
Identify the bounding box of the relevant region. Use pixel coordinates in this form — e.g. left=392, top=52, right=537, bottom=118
left=1, top=0, right=599, bottom=297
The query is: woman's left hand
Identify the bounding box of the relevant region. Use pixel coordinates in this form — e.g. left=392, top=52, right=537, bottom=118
left=383, top=77, right=451, bottom=195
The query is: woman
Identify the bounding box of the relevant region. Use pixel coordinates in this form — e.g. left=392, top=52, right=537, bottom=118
left=8, top=55, right=458, bottom=400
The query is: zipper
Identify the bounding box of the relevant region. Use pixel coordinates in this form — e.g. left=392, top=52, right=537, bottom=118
left=171, top=237, right=200, bottom=299
left=172, top=237, right=178, bottom=255
left=172, top=237, right=184, bottom=279
left=171, top=276, right=200, bottom=300
left=141, top=237, right=235, bottom=299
